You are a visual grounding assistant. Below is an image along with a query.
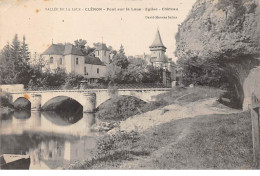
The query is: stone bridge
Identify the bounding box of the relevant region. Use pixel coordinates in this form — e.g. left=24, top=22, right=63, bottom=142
left=10, top=88, right=171, bottom=112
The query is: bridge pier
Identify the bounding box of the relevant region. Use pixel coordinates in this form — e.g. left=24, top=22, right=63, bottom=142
left=82, top=93, right=96, bottom=113
left=31, top=94, right=42, bottom=111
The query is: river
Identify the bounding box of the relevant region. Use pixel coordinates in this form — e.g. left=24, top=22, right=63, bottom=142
left=0, top=110, right=100, bottom=169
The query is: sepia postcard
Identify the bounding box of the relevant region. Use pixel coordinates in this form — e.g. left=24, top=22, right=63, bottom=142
left=0, top=0, right=260, bottom=173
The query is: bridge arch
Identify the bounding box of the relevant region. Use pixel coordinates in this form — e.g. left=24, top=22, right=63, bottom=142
left=13, top=97, right=31, bottom=110
left=42, top=96, right=83, bottom=112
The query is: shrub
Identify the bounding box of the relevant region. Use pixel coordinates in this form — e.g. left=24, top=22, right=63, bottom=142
left=63, top=73, right=83, bottom=89
left=0, top=90, right=13, bottom=108
left=96, top=96, right=147, bottom=121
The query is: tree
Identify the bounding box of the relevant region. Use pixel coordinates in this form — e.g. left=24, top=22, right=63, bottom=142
left=0, top=34, right=31, bottom=84
left=144, top=65, right=163, bottom=83
left=0, top=43, right=15, bottom=84
left=105, top=47, right=130, bottom=84
left=20, top=35, right=30, bottom=63
left=10, top=34, right=31, bottom=84
left=177, top=56, right=228, bottom=88
left=74, top=39, right=87, bottom=50
left=85, top=46, right=95, bottom=55
left=74, top=39, right=96, bottom=55
left=105, top=55, right=162, bottom=84
left=74, top=39, right=88, bottom=55
left=63, top=73, right=84, bottom=89
left=30, top=52, right=47, bottom=72
left=93, top=42, right=102, bottom=48
left=124, top=58, right=147, bottom=83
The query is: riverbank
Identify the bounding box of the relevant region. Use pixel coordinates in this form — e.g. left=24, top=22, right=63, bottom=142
left=66, top=90, right=254, bottom=169
left=68, top=111, right=252, bottom=169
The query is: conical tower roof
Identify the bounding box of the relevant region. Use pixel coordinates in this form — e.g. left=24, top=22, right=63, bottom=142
left=149, top=29, right=166, bottom=49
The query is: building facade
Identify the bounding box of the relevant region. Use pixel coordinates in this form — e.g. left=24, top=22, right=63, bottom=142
left=41, top=44, right=106, bottom=81
left=94, top=43, right=113, bottom=65
left=149, top=29, right=177, bottom=85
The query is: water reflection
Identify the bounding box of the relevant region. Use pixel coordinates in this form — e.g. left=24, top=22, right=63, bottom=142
left=0, top=110, right=98, bottom=169
left=13, top=111, right=31, bottom=119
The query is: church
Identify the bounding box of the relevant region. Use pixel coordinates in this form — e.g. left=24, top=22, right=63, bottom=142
left=149, top=29, right=177, bottom=85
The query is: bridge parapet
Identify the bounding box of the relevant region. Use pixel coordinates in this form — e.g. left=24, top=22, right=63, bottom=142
left=10, top=88, right=172, bottom=94
left=23, top=83, right=171, bottom=92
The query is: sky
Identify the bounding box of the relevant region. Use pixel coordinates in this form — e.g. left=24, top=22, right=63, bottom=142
left=0, top=0, right=196, bottom=62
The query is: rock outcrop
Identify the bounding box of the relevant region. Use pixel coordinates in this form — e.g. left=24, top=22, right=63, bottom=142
left=175, top=0, right=260, bottom=109
left=243, top=66, right=260, bottom=110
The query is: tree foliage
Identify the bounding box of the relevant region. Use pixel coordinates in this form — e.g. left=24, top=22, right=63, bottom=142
left=105, top=50, right=163, bottom=84
left=74, top=39, right=95, bottom=55
left=0, top=34, right=31, bottom=84
left=177, top=56, right=229, bottom=88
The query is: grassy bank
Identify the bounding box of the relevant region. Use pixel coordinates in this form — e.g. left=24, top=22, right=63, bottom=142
left=68, top=111, right=253, bottom=169
left=96, top=95, right=166, bottom=122
left=155, top=86, right=224, bottom=105
left=96, top=86, right=224, bottom=122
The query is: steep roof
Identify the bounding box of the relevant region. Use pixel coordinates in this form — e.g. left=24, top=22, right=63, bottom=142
left=41, top=44, right=65, bottom=55
left=84, top=56, right=106, bottom=66
left=150, top=29, right=166, bottom=49
left=95, top=43, right=110, bottom=51
left=41, top=44, right=84, bottom=56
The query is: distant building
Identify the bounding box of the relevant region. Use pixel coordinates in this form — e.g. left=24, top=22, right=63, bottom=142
left=94, top=43, right=114, bottom=64
left=149, top=29, right=177, bottom=85
left=41, top=43, right=106, bottom=82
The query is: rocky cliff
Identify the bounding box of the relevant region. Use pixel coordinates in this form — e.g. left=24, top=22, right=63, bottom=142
left=175, top=0, right=260, bottom=108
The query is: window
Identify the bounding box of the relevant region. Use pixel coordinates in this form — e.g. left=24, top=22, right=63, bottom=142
left=97, top=68, right=99, bottom=74
left=84, top=66, right=87, bottom=75
left=50, top=57, right=53, bottom=63
left=76, top=57, right=78, bottom=64
left=60, top=58, right=62, bottom=64
left=104, top=51, right=106, bottom=56
left=97, top=51, right=99, bottom=56
left=85, top=58, right=87, bottom=64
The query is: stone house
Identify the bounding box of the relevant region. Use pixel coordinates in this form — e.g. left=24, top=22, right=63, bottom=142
left=41, top=43, right=106, bottom=82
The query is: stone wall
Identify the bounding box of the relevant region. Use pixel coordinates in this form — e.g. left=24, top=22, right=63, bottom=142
left=0, top=84, right=24, bottom=93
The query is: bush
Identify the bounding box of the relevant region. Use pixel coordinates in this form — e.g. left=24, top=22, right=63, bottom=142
left=63, top=73, right=83, bottom=89
left=96, top=96, right=147, bottom=121
left=0, top=90, right=13, bottom=108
